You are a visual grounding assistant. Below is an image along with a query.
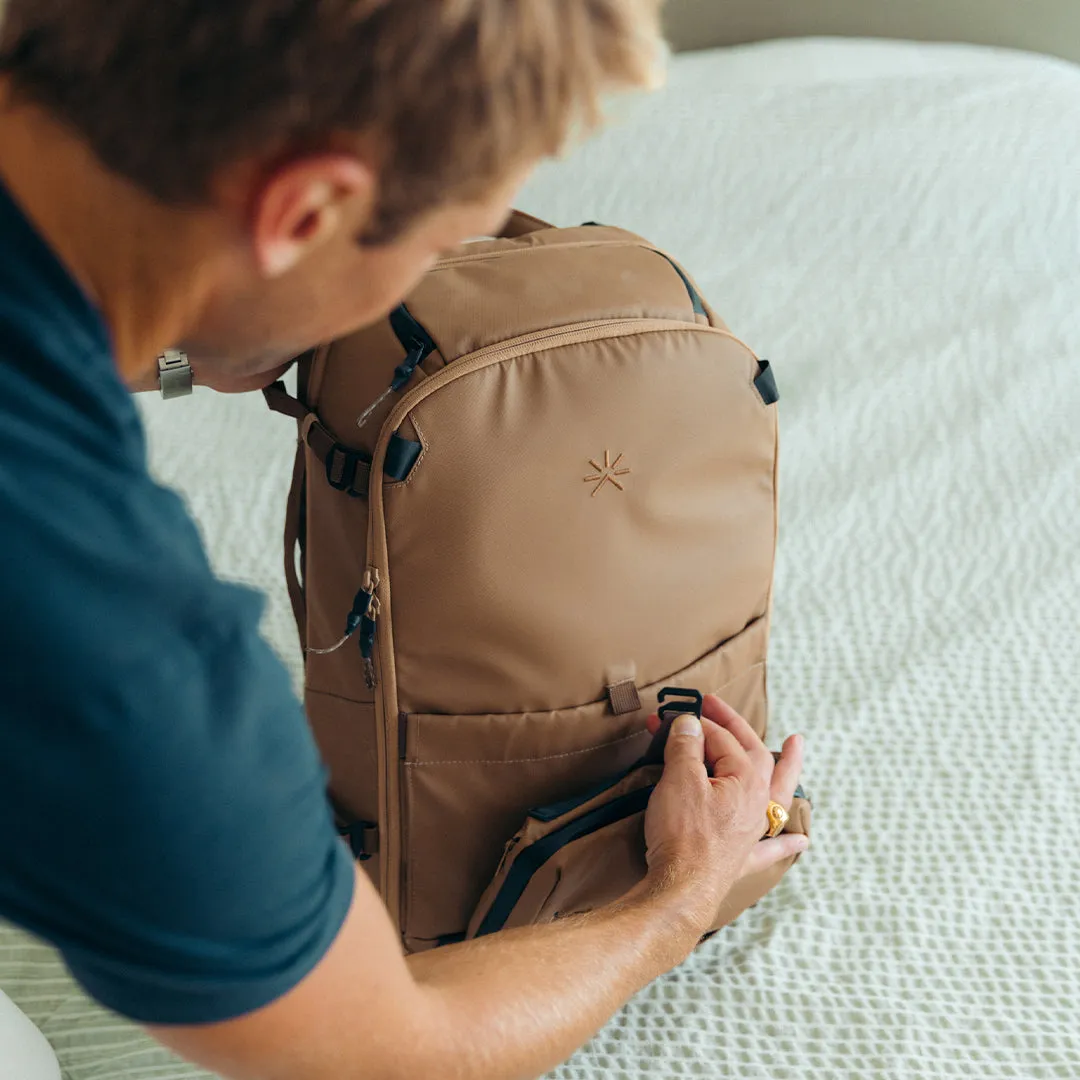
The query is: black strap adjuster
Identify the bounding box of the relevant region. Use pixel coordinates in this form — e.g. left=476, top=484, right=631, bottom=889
left=338, top=820, right=379, bottom=862
left=325, top=444, right=372, bottom=498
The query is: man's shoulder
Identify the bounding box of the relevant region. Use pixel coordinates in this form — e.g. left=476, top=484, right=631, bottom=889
left=0, top=307, right=268, bottom=718
left=0, top=334, right=212, bottom=620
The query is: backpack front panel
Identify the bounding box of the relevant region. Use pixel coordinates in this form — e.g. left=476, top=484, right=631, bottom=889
left=382, top=323, right=777, bottom=716
left=366, top=319, right=778, bottom=947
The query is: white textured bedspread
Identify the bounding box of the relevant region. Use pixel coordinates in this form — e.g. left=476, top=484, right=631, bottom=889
left=3, top=36, right=1080, bottom=1080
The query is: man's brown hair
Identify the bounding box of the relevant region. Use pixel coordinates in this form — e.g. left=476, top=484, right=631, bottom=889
left=0, top=0, right=663, bottom=242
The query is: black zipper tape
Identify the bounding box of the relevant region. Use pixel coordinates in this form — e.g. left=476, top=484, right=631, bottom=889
left=384, top=432, right=423, bottom=482
left=527, top=770, right=632, bottom=823
left=655, top=252, right=707, bottom=317
left=473, top=784, right=654, bottom=938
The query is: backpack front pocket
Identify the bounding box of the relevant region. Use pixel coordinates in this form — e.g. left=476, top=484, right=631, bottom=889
left=467, top=765, right=660, bottom=940
left=398, top=614, right=769, bottom=950
left=465, top=776, right=811, bottom=941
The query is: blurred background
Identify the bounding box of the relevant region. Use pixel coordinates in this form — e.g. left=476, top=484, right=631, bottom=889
left=663, top=0, right=1080, bottom=60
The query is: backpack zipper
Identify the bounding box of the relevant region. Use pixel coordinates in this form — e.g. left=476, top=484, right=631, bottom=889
left=381, top=318, right=757, bottom=435
left=362, top=316, right=762, bottom=927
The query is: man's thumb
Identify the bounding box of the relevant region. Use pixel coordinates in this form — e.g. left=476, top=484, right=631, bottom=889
left=664, top=713, right=704, bottom=765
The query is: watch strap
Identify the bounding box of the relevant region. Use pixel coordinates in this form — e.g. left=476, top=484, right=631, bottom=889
left=158, top=349, right=193, bottom=399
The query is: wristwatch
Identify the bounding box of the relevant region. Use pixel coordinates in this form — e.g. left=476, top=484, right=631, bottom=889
left=157, top=349, right=193, bottom=399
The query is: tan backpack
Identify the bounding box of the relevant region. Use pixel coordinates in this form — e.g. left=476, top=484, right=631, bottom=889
left=265, top=212, right=810, bottom=954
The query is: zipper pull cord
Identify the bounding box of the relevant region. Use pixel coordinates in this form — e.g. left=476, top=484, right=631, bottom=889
left=355, top=386, right=394, bottom=434
left=305, top=583, right=374, bottom=656
left=355, top=342, right=428, bottom=433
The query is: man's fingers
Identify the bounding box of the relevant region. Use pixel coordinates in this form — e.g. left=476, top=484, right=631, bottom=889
left=698, top=715, right=752, bottom=778
left=702, top=694, right=771, bottom=765
left=651, top=701, right=803, bottom=795
left=650, top=710, right=752, bottom=780
left=770, top=733, right=804, bottom=807
left=661, top=713, right=708, bottom=775
left=742, top=832, right=809, bottom=876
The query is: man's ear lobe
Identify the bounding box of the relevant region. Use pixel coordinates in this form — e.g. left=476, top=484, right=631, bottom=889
left=252, top=154, right=376, bottom=278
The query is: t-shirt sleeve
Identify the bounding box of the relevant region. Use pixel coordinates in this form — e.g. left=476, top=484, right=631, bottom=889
left=0, top=447, right=356, bottom=1025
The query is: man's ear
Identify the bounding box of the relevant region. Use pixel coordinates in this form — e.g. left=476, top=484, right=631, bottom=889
left=251, top=154, right=376, bottom=278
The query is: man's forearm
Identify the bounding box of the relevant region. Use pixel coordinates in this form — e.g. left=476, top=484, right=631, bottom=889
left=406, top=877, right=704, bottom=1080
left=147, top=869, right=706, bottom=1080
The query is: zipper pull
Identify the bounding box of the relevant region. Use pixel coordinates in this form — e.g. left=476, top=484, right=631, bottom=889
left=390, top=342, right=428, bottom=392
left=358, top=305, right=437, bottom=432
left=387, top=305, right=436, bottom=394
left=358, top=568, right=381, bottom=689
left=305, top=583, right=374, bottom=656
left=345, top=584, right=374, bottom=635
left=359, top=608, right=379, bottom=689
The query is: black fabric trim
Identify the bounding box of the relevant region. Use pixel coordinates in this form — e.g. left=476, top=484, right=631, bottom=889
left=579, top=221, right=708, bottom=318
left=434, top=931, right=467, bottom=947
left=527, top=770, right=630, bottom=823
left=474, top=785, right=654, bottom=937
left=754, top=360, right=780, bottom=405
left=384, top=433, right=422, bottom=482
left=655, top=252, right=707, bottom=317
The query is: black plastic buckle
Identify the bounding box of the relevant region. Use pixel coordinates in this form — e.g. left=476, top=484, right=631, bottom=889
left=325, top=444, right=370, bottom=498
left=656, top=687, right=704, bottom=723
left=640, top=688, right=706, bottom=769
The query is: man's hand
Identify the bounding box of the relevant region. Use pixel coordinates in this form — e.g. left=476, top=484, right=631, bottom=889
left=640, top=694, right=807, bottom=933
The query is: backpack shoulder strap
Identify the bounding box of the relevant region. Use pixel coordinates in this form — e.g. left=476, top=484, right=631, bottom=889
left=283, top=439, right=308, bottom=651
left=264, top=381, right=312, bottom=651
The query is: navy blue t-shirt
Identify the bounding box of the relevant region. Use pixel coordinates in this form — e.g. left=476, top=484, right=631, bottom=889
left=0, top=180, right=355, bottom=1024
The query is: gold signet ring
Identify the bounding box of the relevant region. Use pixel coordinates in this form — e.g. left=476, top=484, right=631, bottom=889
left=765, top=801, right=790, bottom=839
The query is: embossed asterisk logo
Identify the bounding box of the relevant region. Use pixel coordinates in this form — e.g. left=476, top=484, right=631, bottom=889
left=584, top=450, right=631, bottom=497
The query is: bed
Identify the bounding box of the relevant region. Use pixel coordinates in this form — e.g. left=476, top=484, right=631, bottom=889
left=3, top=34, right=1079, bottom=1080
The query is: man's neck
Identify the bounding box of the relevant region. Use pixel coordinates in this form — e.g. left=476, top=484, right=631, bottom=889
left=0, top=81, right=225, bottom=384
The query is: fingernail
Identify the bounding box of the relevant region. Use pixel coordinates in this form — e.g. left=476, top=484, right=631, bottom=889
left=795, top=836, right=810, bottom=852
left=672, top=714, right=702, bottom=737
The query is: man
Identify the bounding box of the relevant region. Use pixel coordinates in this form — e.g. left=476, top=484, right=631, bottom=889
left=0, top=3, right=807, bottom=1078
